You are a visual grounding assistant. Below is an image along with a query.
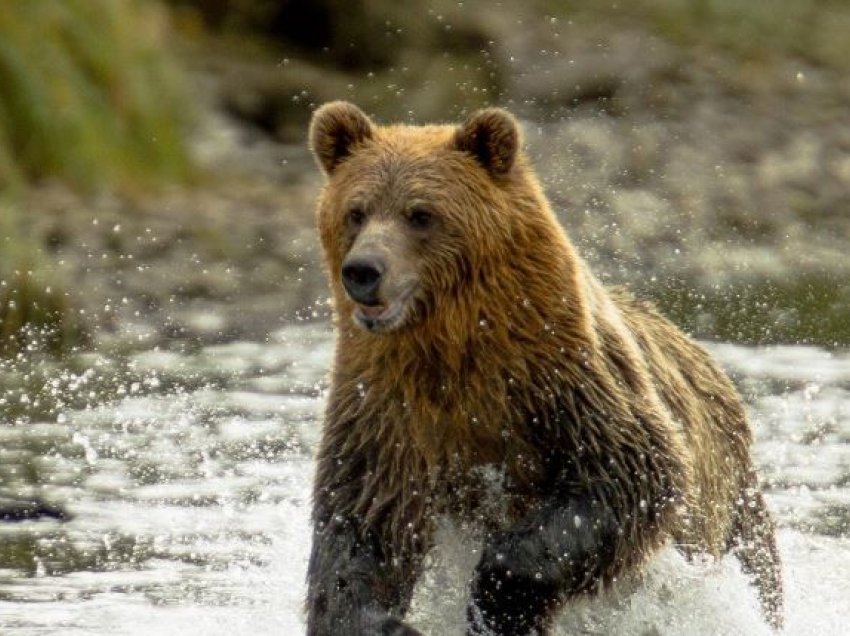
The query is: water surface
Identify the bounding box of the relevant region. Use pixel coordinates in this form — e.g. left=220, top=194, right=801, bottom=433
left=1, top=325, right=848, bottom=634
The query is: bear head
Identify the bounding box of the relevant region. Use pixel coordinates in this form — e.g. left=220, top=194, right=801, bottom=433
left=309, top=101, right=535, bottom=335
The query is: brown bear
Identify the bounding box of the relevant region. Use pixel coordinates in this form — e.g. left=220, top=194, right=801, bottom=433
left=305, top=101, right=783, bottom=635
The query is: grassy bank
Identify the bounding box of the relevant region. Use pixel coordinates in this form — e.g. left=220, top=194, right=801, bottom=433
left=0, top=191, right=84, bottom=356
left=0, top=0, right=192, bottom=355
left=646, top=274, right=850, bottom=347
left=541, top=0, right=850, bottom=71
left=0, top=0, right=191, bottom=192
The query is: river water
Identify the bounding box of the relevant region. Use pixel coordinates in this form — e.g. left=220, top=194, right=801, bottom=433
left=1, top=324, right=848, bottom=635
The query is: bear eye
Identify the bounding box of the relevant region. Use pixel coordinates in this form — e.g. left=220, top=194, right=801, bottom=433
left=347, top=206, right=366, bottom=228
left=408, top=207, right=433, bottom=229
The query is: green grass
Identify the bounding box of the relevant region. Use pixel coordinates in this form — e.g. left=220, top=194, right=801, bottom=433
left=542, top=0, right=850, bottom=71
left=0, top=1, right=193, bottom=355
left=645, top=274, right=850, bottom=347
left=0, top=0, right=192, bottom=192
left=0, top=196, right=85, bottom=356
left=640, top=0, right=850, bottom=70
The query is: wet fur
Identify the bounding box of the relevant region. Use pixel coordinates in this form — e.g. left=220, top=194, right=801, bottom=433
left=306, top=102, right=783, bottom=635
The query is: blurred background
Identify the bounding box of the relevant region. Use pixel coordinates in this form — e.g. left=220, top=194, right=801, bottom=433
left=1, top=2, right=850, bottom=635
left=1, top=0, right=849, bottom=353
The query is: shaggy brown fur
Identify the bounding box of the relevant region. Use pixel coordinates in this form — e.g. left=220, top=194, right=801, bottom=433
left=305, top=101, right=782, bottom=635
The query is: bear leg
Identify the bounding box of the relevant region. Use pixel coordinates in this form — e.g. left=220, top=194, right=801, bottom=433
left=467, top=489, right=622, bottom=636
left=732, top=483, right=784, bottom=630
left=306, top=520, right=424, bottom=636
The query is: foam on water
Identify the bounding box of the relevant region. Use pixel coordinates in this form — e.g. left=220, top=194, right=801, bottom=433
left=405, top=522, right=850, bottom=635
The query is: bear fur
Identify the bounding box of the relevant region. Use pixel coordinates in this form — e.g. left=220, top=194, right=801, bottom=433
left=305, top=101, right=783, bottom=635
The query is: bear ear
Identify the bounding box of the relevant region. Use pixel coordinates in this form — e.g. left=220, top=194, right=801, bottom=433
left=453, top=108, right=520, bottom=177
left=309, top=101, right=374, bottom=175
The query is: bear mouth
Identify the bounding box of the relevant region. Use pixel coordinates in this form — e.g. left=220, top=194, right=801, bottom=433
left=352, top=285, right=417, bottom=333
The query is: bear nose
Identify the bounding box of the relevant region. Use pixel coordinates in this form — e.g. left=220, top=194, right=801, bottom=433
left=341, top=257, right=385, bottom=305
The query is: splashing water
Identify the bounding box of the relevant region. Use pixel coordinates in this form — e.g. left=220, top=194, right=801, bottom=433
left=0, top=326, right=848, bottom=634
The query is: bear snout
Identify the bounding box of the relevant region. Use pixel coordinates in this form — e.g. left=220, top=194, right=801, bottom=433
left=341, top=256, right=385, bottom=306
